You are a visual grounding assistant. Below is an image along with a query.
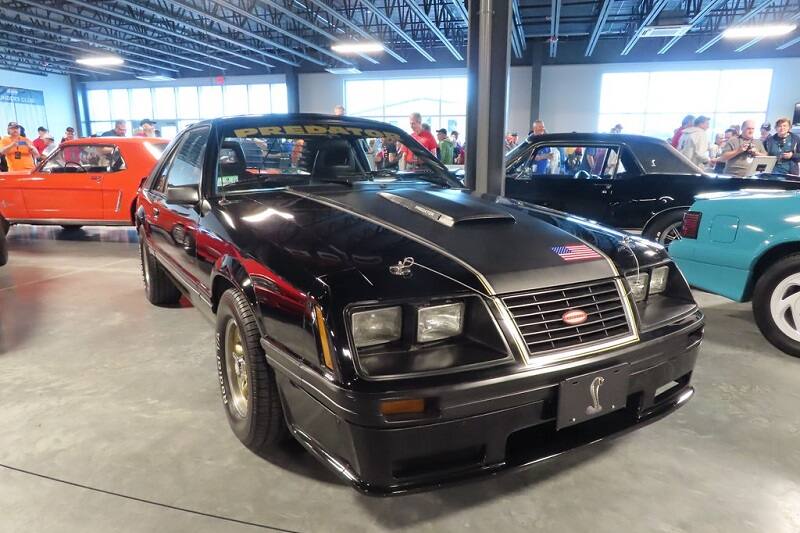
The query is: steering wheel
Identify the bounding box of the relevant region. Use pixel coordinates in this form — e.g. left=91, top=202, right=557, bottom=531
left=573, top=170, right=591, bottom=179
left=64, top=161, right=87, bottom=172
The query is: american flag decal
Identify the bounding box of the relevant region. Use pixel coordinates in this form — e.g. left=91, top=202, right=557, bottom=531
left=552, top=244, right=602, bottom=262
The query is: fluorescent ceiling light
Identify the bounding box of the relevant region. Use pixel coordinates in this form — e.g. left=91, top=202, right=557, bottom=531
left=76, top=55, right=124, bottom=66
left=136, top=75, right=176, bottom=82
left=640, top=25, right=691, bottom=38
left=331, top=42, right=384, bottom=54
left=325, top=67, right=362, bottom=75
left=723, top=24, right=797, bottom=39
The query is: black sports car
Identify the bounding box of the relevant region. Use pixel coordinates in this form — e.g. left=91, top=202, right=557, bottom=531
left=136, top=114, right=703, bottom=494
left=505, top=133, right=800, bottom=245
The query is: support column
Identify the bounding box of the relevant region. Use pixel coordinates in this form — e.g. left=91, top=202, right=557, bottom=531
left=69, top=75, right=88, bottom=137
left=464, top=0, right=512, bottom=195
left=285, top=69, right=300, bottom=113
left=529, top=43, right=544, bottom=127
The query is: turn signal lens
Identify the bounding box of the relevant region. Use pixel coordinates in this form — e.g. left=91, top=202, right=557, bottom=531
left=314, top=306, right=334, bottom=370
left=681, top=211, right=702, bottom=239
left=379, top=399, right=426, bottom=416
left=649, top=266, right=670, bottom=294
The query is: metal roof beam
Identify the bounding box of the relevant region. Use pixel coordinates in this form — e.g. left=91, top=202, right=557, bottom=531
left=513, top=0, right=527, bottom=53
left=0, top=37, right=131, bottom=76
left=6, top=0, right=225, bottom=72
left=127, top=0, right=295, bottom=67
left=61, top=0, right=251, bottom=70
left=585, top=0, right=612, bottom=56
left=620, top=0, right=670, bottom=55
left=448, top=0, right=467, bottom=21
left=0, top=50, right=90, bottom=76
left=401, top=0, right=463, bottom=59
left=301, top=0, right=408, bottom=62
left=549, top=0, right=562, bottom=57
left=696, top=0, right=778, bottom=53
left=355, top=0, right=436, bottom=61
left=658, top=0, right=729, bottom=54
left=247, top=0, right=366, bottom=64
left=0, top=23, right=181, bottom=75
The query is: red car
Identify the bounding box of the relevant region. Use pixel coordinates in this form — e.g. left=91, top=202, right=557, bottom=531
left=0, top=137, right=168, bottom=234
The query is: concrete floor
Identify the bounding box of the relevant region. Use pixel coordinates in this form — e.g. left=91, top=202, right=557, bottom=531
left=0, top=225, right=798, bottom=533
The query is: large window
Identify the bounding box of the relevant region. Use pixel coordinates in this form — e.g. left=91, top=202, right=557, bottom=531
left=345, top=77, right=467, bottom=136
left=598, top=69, right=773, bottom=140
left=86, top=82, right=288, bottom=139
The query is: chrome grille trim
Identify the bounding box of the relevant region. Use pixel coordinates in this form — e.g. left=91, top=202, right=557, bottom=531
left=501, top=278, right=639, bottom=365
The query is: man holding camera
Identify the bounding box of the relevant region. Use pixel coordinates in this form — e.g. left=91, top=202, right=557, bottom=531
left=717, top=120, right=767, bottom=177
left=0, top=122, right=40, bottom=172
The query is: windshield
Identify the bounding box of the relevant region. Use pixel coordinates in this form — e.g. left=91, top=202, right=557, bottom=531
left=215, top=123, right=455, bottom=193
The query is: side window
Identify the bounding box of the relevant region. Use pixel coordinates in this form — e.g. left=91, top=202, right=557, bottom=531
left=42, top=145, right=125, bottom=173
left=165, top=127, right=209, bottom=189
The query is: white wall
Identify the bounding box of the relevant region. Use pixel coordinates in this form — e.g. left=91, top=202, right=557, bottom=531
left=0, top=69, right=76, bottom=136
left=539, top=58, right=800, bottom=134
left=298, top=67, right=532, bottom=136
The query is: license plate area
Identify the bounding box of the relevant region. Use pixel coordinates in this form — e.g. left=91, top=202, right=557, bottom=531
left=557, top=363, right=630, bottom=430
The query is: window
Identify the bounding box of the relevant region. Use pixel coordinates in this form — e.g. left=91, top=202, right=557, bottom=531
left=345, top=76, right=467, bottom=137
left=598, top=69, right=773, bottom=140
left=165, top=127, right=209, bottom=188
left=43, top=144, right=125, bottom=173
left=86, top=82, right=288, bottom=138
left=509, top=144, right=627, bottom=179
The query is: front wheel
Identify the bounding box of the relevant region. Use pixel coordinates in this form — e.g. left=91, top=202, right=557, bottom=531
left=752, top=255, right=800, bottom=357
left=643, top=211, right=685, bottom=247
left=216, top=288, right=288, bottom=453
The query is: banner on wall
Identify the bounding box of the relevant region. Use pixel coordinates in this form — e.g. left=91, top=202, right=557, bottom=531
left=0, top=86, right=45, bottom=106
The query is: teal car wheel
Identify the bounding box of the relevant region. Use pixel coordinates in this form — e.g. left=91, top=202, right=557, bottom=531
left=752, top=254, right=800, bottom=358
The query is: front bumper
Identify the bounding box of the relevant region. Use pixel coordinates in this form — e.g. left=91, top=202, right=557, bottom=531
left=263, top=309, right=703, bottom=495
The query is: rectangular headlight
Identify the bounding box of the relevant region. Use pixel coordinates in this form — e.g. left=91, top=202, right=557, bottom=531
left=351, top=306, right=402, bottom=348
left=649, top=266, right=670, bottom=294
left=417, top=302, right=465, bottom=343
left=625, top=272, right=649, bottom=302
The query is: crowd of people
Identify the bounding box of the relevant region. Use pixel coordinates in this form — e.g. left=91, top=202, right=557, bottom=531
left=0, top=118, right=160, bottom=172
left=672, top=114, right=800, bottom=176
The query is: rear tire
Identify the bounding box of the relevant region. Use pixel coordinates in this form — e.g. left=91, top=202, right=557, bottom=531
left=139, top=230, right=181, bottom=305
left=752, top=254, right=800, bottom=357
left=643, top=210, right=685, bottom=247
left=216, top=288, right=288, bottom=453
left=0, top=217, right=9, bottom=236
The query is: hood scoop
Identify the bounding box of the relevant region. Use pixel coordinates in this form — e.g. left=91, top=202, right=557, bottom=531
left=379, top=189, right=515, bottom=227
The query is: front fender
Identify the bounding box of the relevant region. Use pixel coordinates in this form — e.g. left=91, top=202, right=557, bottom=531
left=212, top=256, right=265, bottom=336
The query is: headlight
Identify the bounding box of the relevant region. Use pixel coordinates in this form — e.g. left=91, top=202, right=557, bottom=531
left=625, top=272, right=649, bottom=302
left=351, top=306, right=402, bottom=348
left=649, top=265, right=670, bottom=294
left=417, top=302, right=465, bottom=342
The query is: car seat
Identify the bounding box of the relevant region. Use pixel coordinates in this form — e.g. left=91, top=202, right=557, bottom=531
left=312, top=139, right=356, bottom=178
left=219, top=141, right=247, bottom=180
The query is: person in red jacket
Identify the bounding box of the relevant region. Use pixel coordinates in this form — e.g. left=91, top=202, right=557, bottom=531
left=400, top=112, right=437, bottom=169
left=671, top=115, right=695, bottom=148
left=32, top=126, right=48, bottom=155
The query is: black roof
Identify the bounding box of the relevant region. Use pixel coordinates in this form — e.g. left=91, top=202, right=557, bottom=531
left=521, top=132, right=669, bottom=146
left=193, top=113, right=406, bottom=135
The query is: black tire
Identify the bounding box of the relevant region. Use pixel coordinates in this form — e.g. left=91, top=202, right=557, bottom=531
left=0, top=217, right=9, bottom=236
left=752, top=254, right=800, bottom=358
left=60, top=225, right=83, bottom=231
left=643, top=210, right=685, bottom=247
left=139, top=230, right=181, bottom=305
left=216, top=288, right=288, bottom=453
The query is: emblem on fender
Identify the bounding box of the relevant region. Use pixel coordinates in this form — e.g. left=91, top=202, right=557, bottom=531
left=586, top=376, right=605, bottom=415
left=389, top=257, right=415, bottom=277
left=562, top=309, right=588, bottom=325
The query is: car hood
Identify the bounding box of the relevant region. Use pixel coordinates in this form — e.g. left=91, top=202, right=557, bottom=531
left=217, top=184, right=666, bottom=301
left=694, top=189, right=800, bottom=202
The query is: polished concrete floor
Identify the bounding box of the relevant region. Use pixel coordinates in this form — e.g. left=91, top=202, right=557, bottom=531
left=0, top=225, right=799, bottom=533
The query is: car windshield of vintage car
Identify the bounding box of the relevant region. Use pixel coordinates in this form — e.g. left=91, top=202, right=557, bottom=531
left=42, top=144, right=126, bottom=173
left=215, top=125, right=453, bottom=193
left=508, top=144, right=627, bottom=179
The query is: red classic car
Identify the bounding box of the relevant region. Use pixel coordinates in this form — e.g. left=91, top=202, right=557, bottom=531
left=0, top=137, right=168, bottom=233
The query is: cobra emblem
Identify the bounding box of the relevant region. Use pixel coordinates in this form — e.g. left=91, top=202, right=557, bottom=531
left=586, top=376, right=605, bottom=415
left=389, top=257, right=415, bottom=277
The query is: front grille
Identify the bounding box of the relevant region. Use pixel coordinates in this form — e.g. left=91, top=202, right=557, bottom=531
left=502, top=279, right=632, bottom=356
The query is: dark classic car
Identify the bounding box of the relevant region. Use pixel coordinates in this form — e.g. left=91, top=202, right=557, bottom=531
left=136, top=114, right=703, bottom=494
left=505, top=133, right=800, bottom=245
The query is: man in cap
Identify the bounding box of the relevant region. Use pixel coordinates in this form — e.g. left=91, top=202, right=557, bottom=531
left=32, top=126, right=49, bottom=154
left=0, top=122, right=39, bottom=171
left=134, top=119, right=157, bottom=138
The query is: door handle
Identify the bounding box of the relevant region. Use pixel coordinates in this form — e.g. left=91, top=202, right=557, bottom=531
left=90, top=175, right=102, bottom=182
left=153, top=207, right=160, bottom=219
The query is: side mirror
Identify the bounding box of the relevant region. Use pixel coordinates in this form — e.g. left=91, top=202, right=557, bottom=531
left=166, top=184, right=200, bottom=205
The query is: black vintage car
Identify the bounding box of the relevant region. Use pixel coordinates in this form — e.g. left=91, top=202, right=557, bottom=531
left=136, top=114, right=703, bottom=494
left=505, top=133, right=800, bottom=245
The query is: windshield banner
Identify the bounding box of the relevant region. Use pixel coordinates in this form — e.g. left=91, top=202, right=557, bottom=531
left=234, top=125, right=401, bottom=142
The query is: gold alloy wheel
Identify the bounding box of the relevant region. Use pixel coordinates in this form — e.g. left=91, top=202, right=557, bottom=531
left=224, top=318, right=249, bottom=419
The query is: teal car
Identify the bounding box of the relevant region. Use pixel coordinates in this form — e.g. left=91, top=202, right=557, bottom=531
left=670, top=190, right=800, bottom=357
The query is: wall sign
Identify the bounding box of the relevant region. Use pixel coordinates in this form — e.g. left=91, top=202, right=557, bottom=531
left=0, top=86, right=45, bottom=106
